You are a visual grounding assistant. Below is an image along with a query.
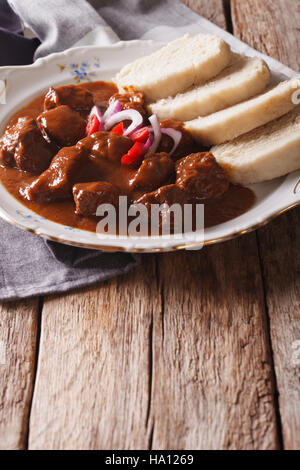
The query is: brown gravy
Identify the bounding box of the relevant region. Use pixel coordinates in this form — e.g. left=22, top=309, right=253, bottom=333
left=0, top=81, right=256, bottom=233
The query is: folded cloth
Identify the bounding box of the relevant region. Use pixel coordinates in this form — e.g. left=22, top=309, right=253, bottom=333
left=0, top=29, right=40, bottom=66
left=0, top=222, right=139, bottom=301
left=0, top=0, right=22, bottom=34
left=8, top=0, right=205, bottom=59
left=0, top=0, right=40, bottom=66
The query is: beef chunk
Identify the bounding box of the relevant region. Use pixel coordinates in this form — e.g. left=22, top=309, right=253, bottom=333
left=129, top=152, right=174, bottom=191
left=158, top=119, right=197, bottom=161
left=23, top=145, right=87, bottom=202
left=134, top=184, right=187, bottom=233
left=37, top=105, right=86, bottom=147
left=176, top=152, right=229, bottom=200
left=73, top=181, right=121, bottom=216
left=135, top=184, right=186, bottom=208
left=44, top=85, right=94, bottom=112
left=109, top=88, right=147, bottom=120
left=0, top=117, right=56, bottom=173
left=79, top=131, right=133, bottom=166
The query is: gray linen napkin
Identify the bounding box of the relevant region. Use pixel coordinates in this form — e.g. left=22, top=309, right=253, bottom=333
left=0, top=222, right=139, bottom=301
left=0, top=0, right=208, bottom=301
left=9, top=0, right=205, bottom=58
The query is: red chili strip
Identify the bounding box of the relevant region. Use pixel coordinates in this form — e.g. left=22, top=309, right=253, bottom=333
left=121, top=142, right=145, bottom=166
left=111, top=122, right=124, bottom=135
left=86, top=115, right=100, bottom=136
left=131, top=127, right=149, bottom=143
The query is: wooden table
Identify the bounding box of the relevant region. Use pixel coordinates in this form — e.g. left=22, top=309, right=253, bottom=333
left=0, top=0, right=299, bottom=450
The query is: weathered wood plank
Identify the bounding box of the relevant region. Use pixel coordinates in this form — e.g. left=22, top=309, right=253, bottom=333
left=28, top=258, right=158, bottom=450
left=231, top=0, right=300, bottom=71
left=182, top=0, right=227, bottom=30
left=0, top=299, right=39, bottom=450
left=257, top=212, right=300, bottom=450
left=231, top=0, right=300, bottom=450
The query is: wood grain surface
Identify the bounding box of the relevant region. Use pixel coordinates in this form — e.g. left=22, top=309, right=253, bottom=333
left=0, top=299, right=39, bottom=450
left=28, top=258, right=158, bottom=450
left=150, top=241, right=278, bottom=450
left=0, top=0, right=299, bottom=450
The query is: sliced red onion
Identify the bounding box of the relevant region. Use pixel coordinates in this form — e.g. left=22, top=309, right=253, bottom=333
left=89, top=105, right=105, bottom=131
left=161, top=128, right=182, bottom=155
left=148, top=114, right=162, bottom=153
left=144, top=135, right=153, bottom=152
left=103, top=99, right=122, bottom=121
left=105, top=109, right=143, bottom=136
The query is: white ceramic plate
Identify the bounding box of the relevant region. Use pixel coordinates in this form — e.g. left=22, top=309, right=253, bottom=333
left=0, top=40, right=300, bottom=252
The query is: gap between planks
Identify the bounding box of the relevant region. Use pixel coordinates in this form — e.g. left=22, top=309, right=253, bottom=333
left=23, top=297, right=43, bottom=449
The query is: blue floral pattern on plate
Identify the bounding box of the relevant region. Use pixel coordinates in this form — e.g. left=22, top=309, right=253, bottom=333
left=57, top=58, right=101, bottom=83
left=16, top=209, right=80, bottom=232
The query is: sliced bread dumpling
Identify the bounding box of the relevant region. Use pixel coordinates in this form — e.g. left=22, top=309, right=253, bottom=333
left=212, top=106, right=300, bottom=184
left=116, top=34, right=232, bottom=102
left=185, top=77, right=300, bottom=145
left=149, top=55, right=270, bottom=121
